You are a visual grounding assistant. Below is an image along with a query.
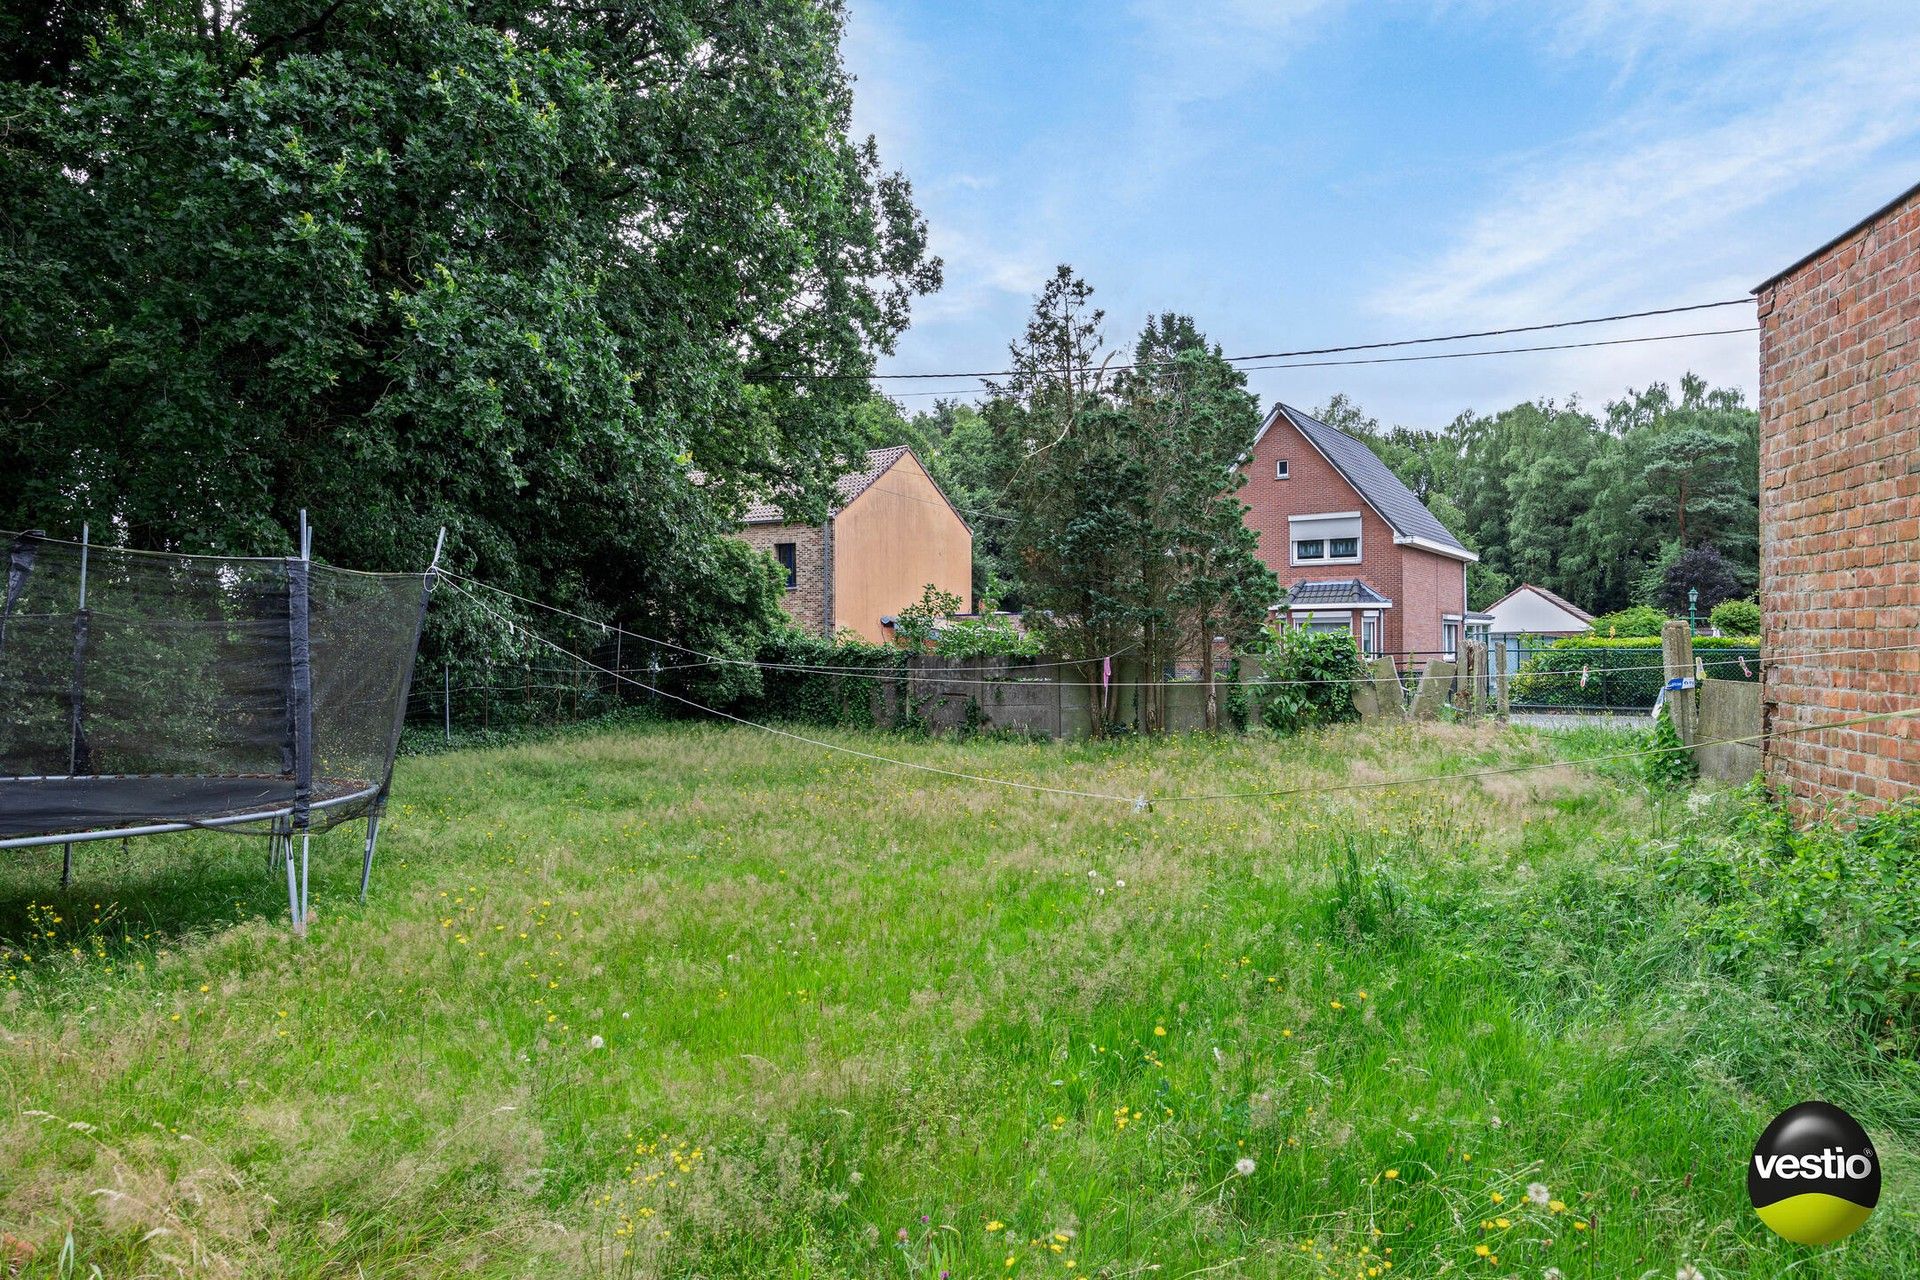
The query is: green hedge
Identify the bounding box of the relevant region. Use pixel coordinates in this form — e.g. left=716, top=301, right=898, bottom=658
left=732, top=632, right=905, bottom=728
left=1512, top=634, right=1760, bottom=710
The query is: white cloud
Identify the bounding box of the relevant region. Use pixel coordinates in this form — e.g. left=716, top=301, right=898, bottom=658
left=1367, top=17, right=1920, bottom=411
left=1122, top=0, right=1339, bottom=186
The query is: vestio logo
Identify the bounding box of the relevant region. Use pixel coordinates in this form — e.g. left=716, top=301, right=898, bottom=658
left=1748, top=1101, right=1881, bottom=1246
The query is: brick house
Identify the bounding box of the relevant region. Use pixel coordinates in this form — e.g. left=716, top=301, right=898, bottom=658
left=1754, top=180, right=1920, bottom=808
left=736, top=445, right=973, bottom=644
left=1240, top=403, right=1479, bottom=659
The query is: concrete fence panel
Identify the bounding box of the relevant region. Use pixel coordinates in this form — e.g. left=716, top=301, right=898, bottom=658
left=1696, top=679, right=1763, bottom=783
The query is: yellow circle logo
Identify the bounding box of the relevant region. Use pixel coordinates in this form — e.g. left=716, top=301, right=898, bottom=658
left=1748, top=1101, right=1880, bottom=1246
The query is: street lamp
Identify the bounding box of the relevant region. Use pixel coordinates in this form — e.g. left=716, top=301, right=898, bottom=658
left=1688, top=586, right=1699, bottom=635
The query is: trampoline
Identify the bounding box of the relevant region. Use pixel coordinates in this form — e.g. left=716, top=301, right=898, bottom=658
left=0, top=518, right=439, bottom=934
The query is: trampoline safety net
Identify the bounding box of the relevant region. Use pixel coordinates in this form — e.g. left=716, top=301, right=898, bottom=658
left=0, top=529, right=432, bottom=843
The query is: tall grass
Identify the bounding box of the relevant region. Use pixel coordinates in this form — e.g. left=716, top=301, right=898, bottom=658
left=0, top=720, right=1910, bottom=1278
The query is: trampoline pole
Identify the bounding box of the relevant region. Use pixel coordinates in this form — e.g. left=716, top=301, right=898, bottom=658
left=61, top=842, right=71, bottom=890
left=284, top=833, right=302, bottom=936
left=359, top=811, right=381, bottom=902
left=299, top=833, right=310, bottom=926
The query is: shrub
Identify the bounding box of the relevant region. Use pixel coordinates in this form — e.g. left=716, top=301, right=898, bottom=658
left=933, top=614, right=1041, bottom=659
left=1708, top=597, right=1761, bottom=637
left=1247, top=626, right=1363, bottom=734
left=893, top=584, right=963, bottom=649
left=1589, top=604, right=1668, bottom=638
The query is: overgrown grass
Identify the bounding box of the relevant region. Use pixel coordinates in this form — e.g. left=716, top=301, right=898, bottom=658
left=0, top=721, right=1912, bottom=1277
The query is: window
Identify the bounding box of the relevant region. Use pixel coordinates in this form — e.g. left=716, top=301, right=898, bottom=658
left=1274, top=459, right=1290, bottom=480
left=774, top=542, right=798, bottom=590
left=1360, top=615, right=1378, bottom=656
left=1443, top=621, right=1459, bottom=658
left=1307, top=618, right=1348, bottom=635
left=1288, top=512, right=1361, bottom=565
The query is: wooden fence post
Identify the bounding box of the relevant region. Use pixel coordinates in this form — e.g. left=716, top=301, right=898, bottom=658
left=1661, top=620, right=1697, bottom=746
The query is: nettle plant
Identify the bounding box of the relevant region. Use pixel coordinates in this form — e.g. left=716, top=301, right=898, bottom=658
left=1659, top=787, right=1920, bottom=1041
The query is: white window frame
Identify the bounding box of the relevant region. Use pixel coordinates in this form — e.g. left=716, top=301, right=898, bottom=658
left=1288, top=512, right=1363, bottom=567
left=1442, top=619, right=1459, bottom=660
left=1274, top=459, right=1290, bottom=480
left=1360, top=614, right=1379, bottom=656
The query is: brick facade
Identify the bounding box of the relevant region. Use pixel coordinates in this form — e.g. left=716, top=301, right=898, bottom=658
left=1755, top=181, right=1920, bottom=809
left=736, top=521, right=831, bottom=636
left=1241, top=413, right=1466, bottom=657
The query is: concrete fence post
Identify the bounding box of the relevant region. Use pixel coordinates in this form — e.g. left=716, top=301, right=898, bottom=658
left=1661, top=620, right=1698, bottom=747
left=1411, top=659, right=1456, bottom=720
left=1467, top=641, right=1488, bottom=718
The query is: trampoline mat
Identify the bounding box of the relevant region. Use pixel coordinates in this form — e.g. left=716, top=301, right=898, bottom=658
left=0, top=774, right=371, bottom=839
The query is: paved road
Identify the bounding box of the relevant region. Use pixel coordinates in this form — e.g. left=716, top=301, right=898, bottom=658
left=1509, top=713, right=1654, bottom=732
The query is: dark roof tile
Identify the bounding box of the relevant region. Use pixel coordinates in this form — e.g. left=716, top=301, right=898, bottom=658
left=1286, top=577, right=1393, bottom=608
left=1271, top=405, right=1471, bottom=557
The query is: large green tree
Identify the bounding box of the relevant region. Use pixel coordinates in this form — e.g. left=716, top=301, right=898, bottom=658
left=979, top=270, right=1273, bottom=734
left=1, top=0, right=939, bottom=671
left=1324, top=375, right=1757, bottom=615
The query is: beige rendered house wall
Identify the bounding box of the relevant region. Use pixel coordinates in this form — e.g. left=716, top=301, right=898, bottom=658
left=831, top=452, right=973, bottom=644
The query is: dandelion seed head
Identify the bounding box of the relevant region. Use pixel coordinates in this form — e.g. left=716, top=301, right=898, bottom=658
left=1235, top=1157, right=1257, bottom=1176
left=1527, top=1182, right=1550, bottom=1206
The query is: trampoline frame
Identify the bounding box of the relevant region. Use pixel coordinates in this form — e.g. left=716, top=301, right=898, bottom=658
left=0, top=515, right=442, bottom=935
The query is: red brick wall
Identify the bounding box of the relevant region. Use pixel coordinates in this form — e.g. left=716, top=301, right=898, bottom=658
left=1756, top=184, right=1920, bottom=809
left=1241, top=412, right=1465, bottom=656
left=1397, top=547, right=1463, bottom=657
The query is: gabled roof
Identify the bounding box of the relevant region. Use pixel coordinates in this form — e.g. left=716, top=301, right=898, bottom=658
left=743, top=445, right=918, bottom=524
left=1485, top=582, right=1594, bottom=624
left=1255, top=404, right=1476, bottom=561
left=1285, top=578, right=1394, bottom=609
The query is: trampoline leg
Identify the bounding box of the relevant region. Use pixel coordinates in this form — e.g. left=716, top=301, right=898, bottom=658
left=285, top=834, right=304, bottom=937
left=359, top=812, right=382, bottom=903
left=299, top=834, right=310, bottom=926
left=61, top=843, right=72, bottom=891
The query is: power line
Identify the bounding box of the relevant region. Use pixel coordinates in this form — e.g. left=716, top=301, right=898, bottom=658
left=760, top=298, right=1755, bottom=385
left=437, top=569, right=1129, bottom=675
left=875, top=325, right=1758, bottom=401
left=443, top=576, right=1920, bottom=811
left=440, top=567, right=1920, bottom=689
left=441, top=579, right=1143, bottom=805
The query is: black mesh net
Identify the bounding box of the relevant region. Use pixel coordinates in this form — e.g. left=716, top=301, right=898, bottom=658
left=0, top=531, right=429, bottom=841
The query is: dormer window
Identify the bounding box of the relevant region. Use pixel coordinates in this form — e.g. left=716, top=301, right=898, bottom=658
left=1274, top=459, right=1290, bottom=480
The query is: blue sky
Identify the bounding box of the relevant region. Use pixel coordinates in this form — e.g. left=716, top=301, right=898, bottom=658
left=845, top=1, right=1920, bottom=428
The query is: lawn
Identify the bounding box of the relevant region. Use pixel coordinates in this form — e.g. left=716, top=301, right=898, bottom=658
left=0, top=719, right=1912, bottom=1278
